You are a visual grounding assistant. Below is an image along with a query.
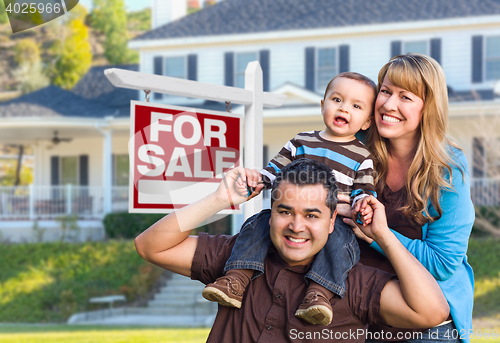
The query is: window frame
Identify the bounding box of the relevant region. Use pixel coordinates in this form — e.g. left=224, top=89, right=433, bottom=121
left=60, top=156, right=79, bottom=186
left=113, top=154, right=130, bottom=186
left=316, top=47, right=338, bottom=93
left=234, top=51, right=258, bottom=88
left=403, top=40, right=429, bottom=55
left=484, top=35, right=500, bottom=82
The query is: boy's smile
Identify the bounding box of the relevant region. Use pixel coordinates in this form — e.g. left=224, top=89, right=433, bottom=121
left=320, top=77, right=374, bottom=142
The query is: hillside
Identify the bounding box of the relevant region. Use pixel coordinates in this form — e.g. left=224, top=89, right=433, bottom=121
left=0, top=6, right=150, bottom=96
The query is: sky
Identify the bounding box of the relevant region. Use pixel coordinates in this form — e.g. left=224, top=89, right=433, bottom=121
left=78, top=0, right=151, bottom=12
left=78, top=0, right=222, bottom=13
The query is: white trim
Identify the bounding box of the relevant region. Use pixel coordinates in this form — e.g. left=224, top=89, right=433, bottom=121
left=129, top=15, right=500, bottom=50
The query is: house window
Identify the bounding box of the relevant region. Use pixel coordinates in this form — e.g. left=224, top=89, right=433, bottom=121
left=404, top=41, right=428, bottom=55
left=60, top=156, right=78, bottom=185
left=317, top=47, right=337, bottom=92
left=486, top=36, right=500, bottom=81
left=235, top=52, right=258, bottom=88
left=165, top=56, right=186, bottom=79
left=114, top=155, right=129, bottom=186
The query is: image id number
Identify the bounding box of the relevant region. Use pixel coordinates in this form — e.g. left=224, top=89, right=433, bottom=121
left=6, top=2, right=62, bottom=14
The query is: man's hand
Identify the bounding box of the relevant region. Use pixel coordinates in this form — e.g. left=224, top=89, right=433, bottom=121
left=214, top=167, right=265, bottom=207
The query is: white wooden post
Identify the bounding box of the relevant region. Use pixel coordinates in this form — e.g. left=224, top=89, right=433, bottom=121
left=29, top=184, right=34, bottom=220
left=244, top=62, right=263, bottom=220
left=66, top=184, right=72, bottom=215
left=102, top=130, right=113, bottom=215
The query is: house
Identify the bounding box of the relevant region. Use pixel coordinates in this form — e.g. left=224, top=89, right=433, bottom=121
left=130, top=0, right=500, bottom=207
left=1, top=0, right=500, bottom=241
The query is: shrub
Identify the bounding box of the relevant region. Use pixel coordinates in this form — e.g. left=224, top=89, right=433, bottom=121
left=103, top=212, right=164, bottom=239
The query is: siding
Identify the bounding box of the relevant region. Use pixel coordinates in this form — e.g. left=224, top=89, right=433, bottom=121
left=139, top=23, right=500, bottom=95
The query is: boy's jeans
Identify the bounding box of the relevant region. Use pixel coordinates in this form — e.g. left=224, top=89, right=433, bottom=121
left=223, top=209, right=360, bottom=298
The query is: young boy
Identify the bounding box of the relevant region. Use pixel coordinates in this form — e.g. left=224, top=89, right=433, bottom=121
left=202, top=72, right=377, bottom=326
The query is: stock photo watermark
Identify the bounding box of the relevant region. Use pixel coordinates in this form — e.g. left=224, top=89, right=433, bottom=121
left=3, top=0, right=79, bottom=33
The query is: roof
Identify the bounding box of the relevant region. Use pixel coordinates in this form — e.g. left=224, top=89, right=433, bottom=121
left=71, top=64, right=139, bottom=116
left=0, top=86, right=115, bottom=118
left=133, top=0, right=500, bottom=41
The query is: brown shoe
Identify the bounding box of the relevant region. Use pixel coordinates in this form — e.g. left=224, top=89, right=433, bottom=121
left=295, top=291, right=333, bottom=325
left=202, top=275, right=245, bottom=308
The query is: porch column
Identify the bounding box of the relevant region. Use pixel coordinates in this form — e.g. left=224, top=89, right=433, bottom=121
left=102, top=129, right=113, bottom=214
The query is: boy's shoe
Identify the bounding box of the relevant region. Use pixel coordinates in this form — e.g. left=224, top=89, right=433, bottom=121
left=202, top=276, right=245, bottom=308
left=294, top=291, right=333, bottom=325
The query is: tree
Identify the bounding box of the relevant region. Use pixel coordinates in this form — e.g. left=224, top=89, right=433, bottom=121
left=91, top=0, right=139, bottom=64
left=12, top=61, right=49, bottom=94
left=13, top=39, right=40, bottom=66
left=0, top=0, right=8, bottom=24
left=51, top=19, right=92, bottom=89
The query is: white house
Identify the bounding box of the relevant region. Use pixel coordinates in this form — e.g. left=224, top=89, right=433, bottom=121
left=1, top=0, right=500, bottom=241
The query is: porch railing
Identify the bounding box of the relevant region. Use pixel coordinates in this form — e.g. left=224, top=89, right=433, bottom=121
left=0, top=185, right=129, bottom=220
left=0, top=178, right=498, bottom=220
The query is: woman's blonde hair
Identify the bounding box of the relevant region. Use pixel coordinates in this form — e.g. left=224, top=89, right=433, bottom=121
left=366, top=53, right=462, bottom=226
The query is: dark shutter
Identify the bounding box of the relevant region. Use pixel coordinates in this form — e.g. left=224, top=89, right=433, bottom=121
left=51, top=156, right=59, bottom=185
left=391, top=41, right=402, bottom=57
left=153, top=56, right=163, bottom=99
left=472, top=35, right=483, bottom=83
left=305, top=47, right=315, bottom=91
left=339, top=45, right=349, bottom=73
left=188, top=54, right=197, bottom=81
left=259, top=50, right=270, bottom=91
left=79, top=155, right=88, bottom=186
left=224, top=52, right=234, bottom=87
left=473, top=137, right=486, bottom=177
left=430, top=38, right=442, bottom=64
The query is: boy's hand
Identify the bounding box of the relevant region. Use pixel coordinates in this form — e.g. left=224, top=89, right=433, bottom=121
left=353, top=197, right=373, bottom=226
left=244, top=168, right=264, bottom=200
left=352, top=196, right=389, bottom=243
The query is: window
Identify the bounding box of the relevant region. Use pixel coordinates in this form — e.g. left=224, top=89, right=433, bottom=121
left=114, top=155, right=129, bottom=186
left=317, top=47, right=337, bottom=92
left=235, top=52, right=258, bottom=88
left=486, top=137, right=500, bottom=178
left=60, top=156, right=78, bottom=185
left=165, top=56, right=186, bottom=79
left=486, top=36, right=500, bottom=81
left=404, top=41, right=428, bottom=55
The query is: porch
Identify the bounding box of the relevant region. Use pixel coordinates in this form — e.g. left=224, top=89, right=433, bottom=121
left=0, top=177, right=498, bottom=221
left=0, top=185, right=129, bottom=220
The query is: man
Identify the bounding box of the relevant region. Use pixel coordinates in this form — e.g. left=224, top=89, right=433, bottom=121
left=135, top=159, right=449, bottom=343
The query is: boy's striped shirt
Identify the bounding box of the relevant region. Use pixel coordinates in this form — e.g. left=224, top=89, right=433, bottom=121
left=261, top=131, right=376, bottom=200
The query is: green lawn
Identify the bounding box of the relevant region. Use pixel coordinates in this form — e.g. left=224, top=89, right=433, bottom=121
left=0, top=325, right=497, bottom=343
left=0, top=325, right=210, bottom=343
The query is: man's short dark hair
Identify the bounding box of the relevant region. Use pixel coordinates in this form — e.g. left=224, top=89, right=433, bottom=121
left=271, top=159, right=338, bottom=217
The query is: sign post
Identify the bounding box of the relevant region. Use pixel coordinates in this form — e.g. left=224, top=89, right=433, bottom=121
left=105, top=62, right=286, bottom=219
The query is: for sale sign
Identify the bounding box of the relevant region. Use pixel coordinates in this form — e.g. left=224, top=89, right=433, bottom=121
left=129, top=101, right=242, bottom=213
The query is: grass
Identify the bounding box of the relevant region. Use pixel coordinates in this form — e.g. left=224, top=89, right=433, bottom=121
left=0, top=325, right=210, bottom=343
left=0, top=325, right=497, bottom=343
left=0, top=241, right=162, bottom=323
left=468, top=238, right=500, bottom=317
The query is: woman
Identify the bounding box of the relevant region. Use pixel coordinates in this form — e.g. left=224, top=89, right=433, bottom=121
left=346, top=53, right=474, bottom=343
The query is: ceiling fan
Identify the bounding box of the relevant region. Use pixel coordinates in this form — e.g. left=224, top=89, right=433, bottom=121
left=51, top=131, right=72, bottom=145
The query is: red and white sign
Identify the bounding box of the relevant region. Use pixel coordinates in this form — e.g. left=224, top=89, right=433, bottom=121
left=129, top=101, right=242, bottom=213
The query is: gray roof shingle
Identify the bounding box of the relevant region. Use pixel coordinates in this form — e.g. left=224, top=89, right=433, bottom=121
left=133, top=0, right=500, bottom=41
left=0, top=85, right=115, bottom=118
